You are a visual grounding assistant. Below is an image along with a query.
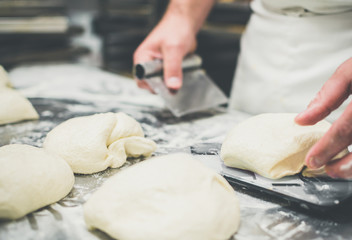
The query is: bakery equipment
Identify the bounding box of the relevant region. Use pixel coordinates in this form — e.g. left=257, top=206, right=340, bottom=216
left=134, top=54, right=228, bottom=117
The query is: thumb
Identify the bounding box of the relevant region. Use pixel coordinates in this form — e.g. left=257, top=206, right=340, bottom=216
left=162, top=45, right=184, bottom=90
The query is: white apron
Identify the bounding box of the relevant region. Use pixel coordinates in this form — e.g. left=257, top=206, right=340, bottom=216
left=229, top=0, right=352, bottom=122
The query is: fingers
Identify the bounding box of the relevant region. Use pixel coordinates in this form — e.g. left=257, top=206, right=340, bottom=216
left=132, top=20, right=197, bottom=92
left=133, top=44, right=162, bottom=93
left=161, top=43, right=185, bottom=91
left=325, top=154, right=352, bottom=179
left=133, top=42, right=185, bottom=92
left=297, top=58, right=352, bottom=174
left=295, top=58, right=352, bottom=126
left=305, top=101, right=352, bottom=169
left=133, top=48, right=163, bottom=65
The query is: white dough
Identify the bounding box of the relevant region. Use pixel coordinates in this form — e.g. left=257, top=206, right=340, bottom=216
left=221, top=113, right=333, bottom=179
left=0, top=66, right=12, bottom=88
left=0, top=144, right=74, bottom=220
left=0, top=88, right=39, bottom=125
left=0, top=66, right=38, bottom=125
left=43, top=112, right=157, bottom=174
left=84, top=153, right=240, bottom=240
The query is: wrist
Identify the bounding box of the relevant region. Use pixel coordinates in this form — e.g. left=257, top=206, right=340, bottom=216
left=162, top=0, right=214, bottom=34
left=160, top=12, right=197, bottom=36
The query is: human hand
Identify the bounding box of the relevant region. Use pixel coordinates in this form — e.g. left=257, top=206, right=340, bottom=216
left=133, top=15, right=197, bottom=92
left=295, top=58, right=352, bottom=179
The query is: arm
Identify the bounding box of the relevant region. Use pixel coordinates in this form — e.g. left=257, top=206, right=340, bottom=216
left=295, top=57, right=352, bottom=179
left=133, top=0, right=215, bottom=91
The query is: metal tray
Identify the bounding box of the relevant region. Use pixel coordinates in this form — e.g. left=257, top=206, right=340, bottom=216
left=221, top=160, right=352, bottom=213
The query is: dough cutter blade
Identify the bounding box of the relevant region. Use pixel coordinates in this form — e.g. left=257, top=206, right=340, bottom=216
left=221, top=161, right=352, bottom=212
left=192, top=150, right=352, bottom=213
left=133, top=54, right=228, bottom=117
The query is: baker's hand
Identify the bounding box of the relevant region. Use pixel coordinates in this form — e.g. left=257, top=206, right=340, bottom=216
left=295, top=57, right=352, bottom=179
left=133, top=15, right=197, bottom=92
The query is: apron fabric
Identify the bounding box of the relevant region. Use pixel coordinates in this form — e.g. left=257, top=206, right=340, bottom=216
left=229, top=0, right=352, bottom=122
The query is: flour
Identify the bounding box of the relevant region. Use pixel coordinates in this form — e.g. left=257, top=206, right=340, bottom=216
left=1, top=63, right=351, bottom=240
left=9, top=63, right=164, bottom=108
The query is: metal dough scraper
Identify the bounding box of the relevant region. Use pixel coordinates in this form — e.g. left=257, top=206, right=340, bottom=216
left=221, top=159, right=352, bottom=213
left=190, top=148, right=352, bottom=214
left=133, top=54, right=228, bottom=117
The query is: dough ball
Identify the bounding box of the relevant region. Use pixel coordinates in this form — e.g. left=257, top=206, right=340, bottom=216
left=0, top=144, right=74, bottom=220
left=0, top=88, right=39, bottom=125
left=84, top=153, right=240, bottom=240
left=0, top=66, right=38, bottom=125
left=221, top=113, right=332, bottom=179
left=43, top=112, right=157, bottom=174
left=0, top=66, right=12, bottom=88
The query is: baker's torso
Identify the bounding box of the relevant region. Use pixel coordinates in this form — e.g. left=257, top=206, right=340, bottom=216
left=230, top=0, right=352, bottom=122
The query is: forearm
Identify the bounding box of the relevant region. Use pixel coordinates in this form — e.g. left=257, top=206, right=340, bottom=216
left=162, top=0, right=216, bottom=33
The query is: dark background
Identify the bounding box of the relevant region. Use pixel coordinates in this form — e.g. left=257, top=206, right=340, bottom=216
left=0, top=0, right=251, bottom=96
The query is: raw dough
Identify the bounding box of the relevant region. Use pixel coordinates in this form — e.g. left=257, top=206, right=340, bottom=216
left=0, top=88, right=39, bottom=125
left=84, top=153, right=240, bottom=240
left=43, top=112, right=157, bottom=174
left=0, top=144, right=74, bottom=220
left=0, top=66, right=38, bottom=125
left=0, top=66, right=12, bottom=88
left=221, top=113, right=333, bottom=179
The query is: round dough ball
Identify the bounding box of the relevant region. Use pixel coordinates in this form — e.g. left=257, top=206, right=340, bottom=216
left=0, top=88, right=39, bottom=125
left=43, top=112, right=157, bottom=174
left=221, top=113, right=332, bottom=179
left=84, top=153, right=240, bottom=240
left=0, top=144, right=74, bottom=220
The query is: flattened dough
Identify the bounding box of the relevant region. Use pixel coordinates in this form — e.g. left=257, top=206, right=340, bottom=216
left=221, top=113, right=332, bottom=179
left=84, top=153, right=240, bottom=240
left=0, top=88, right=39, bottom=125
left=0, top=144, right=74, bottom=219
left=43, top=112, right=157, bottom=174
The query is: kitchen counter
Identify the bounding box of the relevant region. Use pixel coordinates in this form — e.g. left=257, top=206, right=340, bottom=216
left=1, top=63, right=352, bottom=240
